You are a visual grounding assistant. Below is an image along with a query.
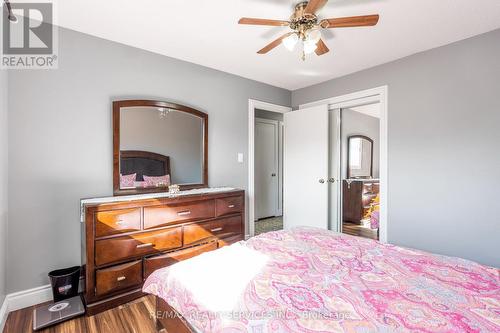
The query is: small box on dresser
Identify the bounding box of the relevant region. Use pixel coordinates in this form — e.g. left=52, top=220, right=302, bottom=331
left=81, top=189, right=245, bottom=315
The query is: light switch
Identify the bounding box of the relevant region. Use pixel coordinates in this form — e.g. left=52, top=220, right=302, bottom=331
left=237, top=153, right=244, bottom=163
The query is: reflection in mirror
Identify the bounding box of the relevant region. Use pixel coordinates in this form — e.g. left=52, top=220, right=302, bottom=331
left=348, top=135, right=373, bottom=179
left=114, top=101, right=207, bottom=195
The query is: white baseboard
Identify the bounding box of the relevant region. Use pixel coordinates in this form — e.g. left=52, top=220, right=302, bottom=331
left=6, top=284, right=53, bottom=313
left=0, top=285, right=52, bottom=332
left=0, top=278, right=84, bottom=331
left=0, top=296, right=9, bottom=333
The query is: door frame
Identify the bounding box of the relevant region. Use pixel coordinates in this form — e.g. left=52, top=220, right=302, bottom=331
left=248, top=100, right=292, bottom=238
left=329, top=108, right=342, bottom=232
left=299, top=86, right=388, bottom=243
left=254, top=117, right=280, bottom=219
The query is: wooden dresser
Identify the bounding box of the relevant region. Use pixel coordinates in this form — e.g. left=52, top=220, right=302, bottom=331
left=81, top=189, right=245, bottom=315
left=342, top=180, right=379, bottom=224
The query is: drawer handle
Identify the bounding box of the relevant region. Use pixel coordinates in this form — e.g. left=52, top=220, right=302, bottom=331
left=136, top=243, right=154, bottom=249
left=117, top=276, right=126, bottom=282
left=228, top=204, right=235, bottom=208
left=210, top=227, right=223, bottom=233
left=177, top=210, right=191, bottom=216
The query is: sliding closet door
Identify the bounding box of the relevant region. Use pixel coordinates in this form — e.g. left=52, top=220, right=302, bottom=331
left=284, top=105, right=329, bottom=230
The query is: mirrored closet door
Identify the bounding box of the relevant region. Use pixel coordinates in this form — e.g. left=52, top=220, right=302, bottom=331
left=340, top=104, right=381, bottom=240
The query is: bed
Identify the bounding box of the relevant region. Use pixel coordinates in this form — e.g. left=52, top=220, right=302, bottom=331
left=120, top=150, right=170, bottom=181
left=143, top=227, right=500, bottom=332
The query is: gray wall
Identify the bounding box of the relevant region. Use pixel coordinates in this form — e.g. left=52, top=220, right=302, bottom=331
left=121, top=108, right=203, bottom=184
left=342, top=108, right=380, bottom=179
left=0, top=70, right=7, bottom=304
left=293, top=29, right=500, bottom=268
left=7, top=27, right=290, bottom=293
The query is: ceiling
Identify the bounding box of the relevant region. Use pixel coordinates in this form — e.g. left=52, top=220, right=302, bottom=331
left=50, top=0, right=500, bottom=90
left=350, top=103, right=380, bottom=118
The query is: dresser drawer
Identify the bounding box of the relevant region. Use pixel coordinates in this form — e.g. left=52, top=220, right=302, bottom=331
left=144, top=242, right=218, bottom=278
left=215, top=196, right=243, bottom=217
left=95, top=227, right=182, bottom=266
left=363, top=182, right=379, bottom=195
left=95, top=208, right=141, bottom=238
left=362, top=193, right=377, bottom=206
left=95, top=260, right=142, bottom=296
left=362, top=183, right=373, bottom=194
left=183, top=216, right=242, bottom=246
left=143, top=201, right=215, bottom=229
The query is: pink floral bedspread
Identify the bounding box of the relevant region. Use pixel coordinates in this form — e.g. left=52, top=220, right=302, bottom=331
left=143, top=227, right=500, bottom=332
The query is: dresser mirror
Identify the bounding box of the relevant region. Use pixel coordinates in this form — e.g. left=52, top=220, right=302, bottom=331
left=113, top=100, right=208, bottom=195
left=347, top=135, right=373, bottom=179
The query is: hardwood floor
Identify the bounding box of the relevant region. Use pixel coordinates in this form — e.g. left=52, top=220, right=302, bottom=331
left=342, top=221, right=378, bottom=240
left=3, top=296, right=159, bottom=333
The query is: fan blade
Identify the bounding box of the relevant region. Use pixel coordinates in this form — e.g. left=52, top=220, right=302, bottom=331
left=304, top=0, right=328, bottom=15
left=238, top=17, right=289, bottom=27
left=257, top=32, right=294, bottom=54
left=320, top=14, right=379, bottom=28
left=315, top=39, right=329, bottom=56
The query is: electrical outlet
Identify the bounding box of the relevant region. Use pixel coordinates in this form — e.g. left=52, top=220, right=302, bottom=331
left=237, top=153, right=244, bottom=163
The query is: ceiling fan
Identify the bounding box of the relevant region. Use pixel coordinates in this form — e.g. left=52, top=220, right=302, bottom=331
left=238, top=0, right=379, bottom=60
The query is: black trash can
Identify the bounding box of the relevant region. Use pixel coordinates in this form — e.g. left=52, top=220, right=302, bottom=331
left=48, top=266, right=81, bottom=302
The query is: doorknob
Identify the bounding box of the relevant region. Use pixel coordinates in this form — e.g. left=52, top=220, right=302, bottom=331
left=319, top=179, right=325, bottom=184
left=328, top=178, right=336, bottom=183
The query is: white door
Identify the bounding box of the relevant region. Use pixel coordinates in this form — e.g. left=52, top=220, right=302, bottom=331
left=284, top=105, right=329, bottom=230
left=255, top=118, right=279, bottom=219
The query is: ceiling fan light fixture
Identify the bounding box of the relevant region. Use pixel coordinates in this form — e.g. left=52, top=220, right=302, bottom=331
left=282, top=33, right=299, bottom=51
left=303, top=39, right=318, bottom=55
left=306, top=28, right=321, bottom=43
left=239, top=0, right=380, bottom=58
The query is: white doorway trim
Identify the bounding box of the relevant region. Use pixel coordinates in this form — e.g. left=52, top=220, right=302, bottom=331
left=299, top=86, right=388, bottom=243
left=248, top=99, right=292, bottom=238
left=329, top=108, right=342, bottom=233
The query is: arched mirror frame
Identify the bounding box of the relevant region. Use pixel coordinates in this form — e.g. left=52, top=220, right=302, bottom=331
left=347, top=134, right=374, bottom=179
left=113, top=99, right=208, bottom=196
